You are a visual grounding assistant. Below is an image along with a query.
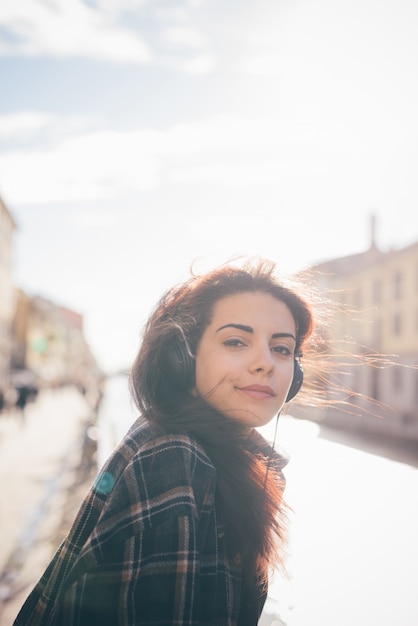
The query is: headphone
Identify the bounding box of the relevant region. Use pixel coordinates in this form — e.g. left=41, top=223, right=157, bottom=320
left=286, top=357, right=304, bottom=402
left=164, top=340, right=304, bottom=403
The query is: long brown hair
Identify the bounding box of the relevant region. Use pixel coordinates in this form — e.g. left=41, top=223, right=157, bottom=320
left=129, top=258, right=314, bottom=581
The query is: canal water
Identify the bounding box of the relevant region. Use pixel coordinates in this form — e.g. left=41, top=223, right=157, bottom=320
left=259, top=415, right=418, bottom=626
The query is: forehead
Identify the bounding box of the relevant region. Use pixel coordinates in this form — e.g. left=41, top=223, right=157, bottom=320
left=209, top=291, right=296, bottom=332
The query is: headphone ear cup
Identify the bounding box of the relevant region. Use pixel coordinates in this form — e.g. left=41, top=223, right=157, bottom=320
left=285, top=359, right=304, bottom=402
left=164, top=341, right=195, bottom=391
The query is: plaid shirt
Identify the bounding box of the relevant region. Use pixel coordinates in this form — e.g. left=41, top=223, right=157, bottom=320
left=13, top=419, right=287, bottom=626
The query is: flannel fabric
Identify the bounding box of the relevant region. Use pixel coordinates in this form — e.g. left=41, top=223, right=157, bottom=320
left=13, top=418, right=287, bottom=626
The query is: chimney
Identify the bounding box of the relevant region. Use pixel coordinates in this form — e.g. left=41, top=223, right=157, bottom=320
left=370, top=213, right=377, bottom=250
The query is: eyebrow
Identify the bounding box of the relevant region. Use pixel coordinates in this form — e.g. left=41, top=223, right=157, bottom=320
left=216, top=323, right=296, bottom=342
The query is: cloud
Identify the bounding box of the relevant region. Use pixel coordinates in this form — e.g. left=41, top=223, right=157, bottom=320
left=0, top=115, right=259, bottom=203
left=0, top=0, right=152, bottom=63
left=0, top=112, right=371, bottom=205
left=0, top=129, right=161, bottom=203
left=163, top=52, right=216, bottom=75
left=0, top=0, right=215, bottom=73
left=0, top=111, right=101, bottom=146
left=0, top=112, right=51, bottom=139
left=160, top=25, right=207, bottom=48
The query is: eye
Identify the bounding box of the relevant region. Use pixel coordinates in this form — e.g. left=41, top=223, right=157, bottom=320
left=223, top=338, right=247, bottom=348
left=272, top=345, right=293, bottom=356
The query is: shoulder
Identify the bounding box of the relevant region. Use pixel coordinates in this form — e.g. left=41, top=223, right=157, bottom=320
left=97, top=419, right=215, bottom=481
left=124, top=419, right=216, bottom=479
left=93, top=420, right=217, bottom=527
left=247, top=428, right=290, bottom=471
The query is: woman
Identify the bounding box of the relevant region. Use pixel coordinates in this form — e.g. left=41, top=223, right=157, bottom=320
left=13, top=258, right=315, bottom=626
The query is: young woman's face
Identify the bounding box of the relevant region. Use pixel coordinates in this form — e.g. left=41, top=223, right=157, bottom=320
left=194, top=291, right=297, bottom=429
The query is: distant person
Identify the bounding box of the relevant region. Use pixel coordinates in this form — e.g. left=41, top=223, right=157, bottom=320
left=14, top=258, right=318, bottom=626
left=15, top=385, right=30, bottom=423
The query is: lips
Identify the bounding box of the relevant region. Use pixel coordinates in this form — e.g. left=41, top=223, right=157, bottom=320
left=237, top=384, right=275, bottom=399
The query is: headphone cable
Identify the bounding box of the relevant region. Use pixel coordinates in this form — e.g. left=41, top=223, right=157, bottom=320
left=263, top=410, right=281, bottom=490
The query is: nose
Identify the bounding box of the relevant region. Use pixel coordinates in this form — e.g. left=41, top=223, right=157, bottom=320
left=250, top=344, right=274, bottom=375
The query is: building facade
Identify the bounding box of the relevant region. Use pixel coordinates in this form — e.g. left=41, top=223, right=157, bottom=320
left=0, top=195, right=102, bottom=409
left=0, top=196, right=16, bottom=390
left=15, top=294, right=102, bottom=392
left=297, top=236, right=418, bottom=440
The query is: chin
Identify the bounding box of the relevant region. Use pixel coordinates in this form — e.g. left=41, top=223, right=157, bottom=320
left=254, top=415, right=277, bottom=428
left=222, top=408, right=276, bottom=428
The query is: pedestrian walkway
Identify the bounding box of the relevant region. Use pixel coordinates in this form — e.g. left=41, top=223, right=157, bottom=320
left=0, top=386, right=96, bottom=625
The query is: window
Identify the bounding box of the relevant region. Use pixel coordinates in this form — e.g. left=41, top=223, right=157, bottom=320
left=372, top=318, right=382, bottom=348
left=394, top=271, right=402, bottom=299
left=372, top=279, right=381, bottom=304
left=392, top=367, right=402, bottom=392
left=416, top=370, right=418, bottom=403
left=353, top=286, right=362, bottom=308
left=371, top=367, right=380, bottom=400
left=393, top=313, right=402, bottom=336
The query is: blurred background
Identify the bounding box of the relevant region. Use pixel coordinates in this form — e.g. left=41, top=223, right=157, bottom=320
left=1, top=0, right=418, bottom=373
left=0, top=1, right=417, bottom=624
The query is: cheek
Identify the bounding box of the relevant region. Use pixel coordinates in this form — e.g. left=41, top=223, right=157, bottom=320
left=281, top=362, right=296, bottom=389
left=194, top=370, right=204, bottom=397
left=194, top=352, right=229, bottom=398
left=194, top=360, right=212, bottom=397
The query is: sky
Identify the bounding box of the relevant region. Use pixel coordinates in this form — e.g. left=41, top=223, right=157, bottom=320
left=1, top=0, right=418, bottom=373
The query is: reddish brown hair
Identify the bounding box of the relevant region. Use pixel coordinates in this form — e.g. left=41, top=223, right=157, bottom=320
left=130, top=258, right=315, bottom=581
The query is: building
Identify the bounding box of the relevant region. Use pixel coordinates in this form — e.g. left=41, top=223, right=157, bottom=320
left=10, top=288, right=30, bottom=371
left=15, top=294, right=102, bottom=392
left=0, top=195, right=16, bottom=391
left=295, top=220, right=418, bottom=440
